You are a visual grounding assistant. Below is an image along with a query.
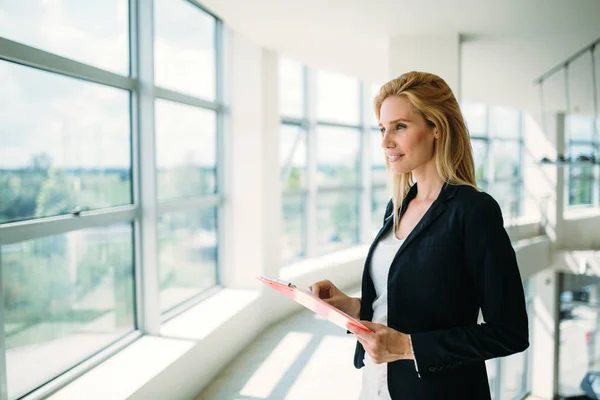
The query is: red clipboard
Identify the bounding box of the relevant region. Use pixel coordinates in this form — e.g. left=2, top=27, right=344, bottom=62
left=258, top=276, right=372, bottom=333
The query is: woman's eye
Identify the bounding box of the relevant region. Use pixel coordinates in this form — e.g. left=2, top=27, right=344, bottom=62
left=380, top=127, right=386, bottom=134
left=396, top=124, right=406, bottom=130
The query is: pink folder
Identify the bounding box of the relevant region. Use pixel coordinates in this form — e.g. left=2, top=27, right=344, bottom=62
left=258, top=276, right=372, bottom=333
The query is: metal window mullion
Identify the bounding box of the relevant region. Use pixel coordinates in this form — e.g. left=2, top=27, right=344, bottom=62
left=0, top=37, right=135, bottom=91
left=359, top=82, right=372, bottom=243
left=154, top=86, right=220, bottom=110
left=0, top=207, right=138, bottom=245
left=215, top=19, right=228, bottom=286
left=315, top=119, right=361, bottom=130
left=591, top=47, right=600, bottom=208
left=305, top=67, right=317, bottom=258
left=131, top=0, right=160, bottom=335
left=0, top=249, right=7, bottom=400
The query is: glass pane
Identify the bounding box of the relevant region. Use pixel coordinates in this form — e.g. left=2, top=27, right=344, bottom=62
left=558, top=273, right=600, bottom=398
left=371, top=187, right=390, bottom=236
left=0, top=61, right=132, bottom=224
left=317, top=126, right=360, bottom=187
left=567, top=115, right=595, bottom=142
left=489, top=106, right=521, bottom=139
left=0, top=0, right=129, bottom=74
left=492, top=141, right=521, bottom=180
left=568, top=51, right=595, bottom=117
left=316, top=191, right=359, bottom=254
left=279, top=57, right=304, bottom=118
left=282, top=195, right=305, bottom=264
left=280, top=124, right=307, bottom=190
left=461, top=102, right=487, bottom=136
left=155, top=99, right=217, bottom=201
left=3, top=224, right=135, bottom=399
left=569, top=177, right=594, bottom=206
left=316, top=70, right=360, bottom=125
left=471, top=139, right=487, bottom=185
left=501, top=352, right=526, bottom=400
left=158, top=208, right=218, bottom=313
left=371, top=129, right=387, bottom=186
left=569, top=143, right=595, bottom=206
left=154, top=0, right=216, bottom=100
left=368, top=83, right=381, bottom=128
left=488, top=181, right=521, bottom=220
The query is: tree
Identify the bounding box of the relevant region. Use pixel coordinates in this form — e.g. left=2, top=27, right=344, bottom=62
left=35, top=167, right=73, bottom=217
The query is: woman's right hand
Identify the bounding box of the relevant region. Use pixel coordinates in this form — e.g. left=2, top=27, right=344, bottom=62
left=309, top=280, right=360, bottom=319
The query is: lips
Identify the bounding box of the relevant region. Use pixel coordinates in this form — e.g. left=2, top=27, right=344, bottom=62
left=387, top=154, right=404, bottom=162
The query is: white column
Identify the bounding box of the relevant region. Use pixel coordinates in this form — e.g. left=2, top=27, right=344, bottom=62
left=222, top=30, right=281, bottom=289
left=388, top=33, right=462, bottom=98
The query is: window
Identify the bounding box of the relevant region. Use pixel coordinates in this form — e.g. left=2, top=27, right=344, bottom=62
left=280, top=123, right=307, bottom=264
left=153, top=3, right=221, bottom=313
left=567, top=116, right=596, bottom=207
left=0, top=0, right=129, bottom=74
left=279, top=61, right=367, bottom=260
left=155, top=99, right=217, bottom=201
left=462, top=102, right=524, bottom=219
left=158, top=208, right=218, bottom=314
left=0, top=61, right=132, bottom=224
left=154, top=0, right=216, bottom=100
left=2, top=225, right=135, bottom=400
left=0, top=1, right=223, bottom=397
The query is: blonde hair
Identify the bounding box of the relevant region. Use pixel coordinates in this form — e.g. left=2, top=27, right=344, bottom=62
left=374, top=71, right=478, bottom=229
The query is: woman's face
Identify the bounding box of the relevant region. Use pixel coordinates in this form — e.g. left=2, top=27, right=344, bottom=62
left=379, top=95, right=436, bottom=175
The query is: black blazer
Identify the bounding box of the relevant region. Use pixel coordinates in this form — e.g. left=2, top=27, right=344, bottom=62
left=354, top=183, right=529, bottom=399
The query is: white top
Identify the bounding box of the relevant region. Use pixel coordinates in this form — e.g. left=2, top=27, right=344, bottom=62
left=359, top=229, right=405, bottom=400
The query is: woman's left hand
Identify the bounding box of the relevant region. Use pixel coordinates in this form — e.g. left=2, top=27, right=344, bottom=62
left=347, top=321, right=414, bottom=364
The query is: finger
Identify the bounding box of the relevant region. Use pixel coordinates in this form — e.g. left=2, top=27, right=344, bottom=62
left=358, top=320, right=379, bottom=334
left=347, top=323, right=370, bottom=341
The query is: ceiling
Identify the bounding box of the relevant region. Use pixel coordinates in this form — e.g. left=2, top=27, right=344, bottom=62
left=201, top=0, right=600, bottom=111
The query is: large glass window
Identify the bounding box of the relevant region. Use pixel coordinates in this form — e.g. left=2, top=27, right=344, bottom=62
left=154, top=0, right=216, bottom=100
left=0, top=61, right=132, bottom=224
left=462, top=102, right=524, bottom=219
left=3, top=224, right=135, bottom=399
left=0, top=0, right=129, bottom=74
left=1, top=1, right=223, bottom=397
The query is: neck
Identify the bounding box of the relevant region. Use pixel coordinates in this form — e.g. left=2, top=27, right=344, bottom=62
left=412, top=161, right=444, bottom=202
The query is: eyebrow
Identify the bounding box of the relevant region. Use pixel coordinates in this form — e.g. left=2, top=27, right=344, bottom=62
left=378, top=118, right=411, bottom=127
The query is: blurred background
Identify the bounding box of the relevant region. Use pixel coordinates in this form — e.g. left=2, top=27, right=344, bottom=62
left=0, top=0, right=600, bottom=399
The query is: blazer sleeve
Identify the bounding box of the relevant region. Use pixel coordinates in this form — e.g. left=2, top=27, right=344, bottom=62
left=409, top=192, right=529, bottom=379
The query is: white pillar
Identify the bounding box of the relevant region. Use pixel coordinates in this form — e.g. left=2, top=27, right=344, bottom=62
left=388, top=33, right=462, bottom=99
left=222, top=30, right=281, bottom=289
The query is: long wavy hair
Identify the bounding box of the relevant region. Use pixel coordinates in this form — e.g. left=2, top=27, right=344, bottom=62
left=374, top=71, right=478, bottom=229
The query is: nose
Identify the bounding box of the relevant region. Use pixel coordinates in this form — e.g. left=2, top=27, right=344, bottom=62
left=381, top=130, right=395, bottom=149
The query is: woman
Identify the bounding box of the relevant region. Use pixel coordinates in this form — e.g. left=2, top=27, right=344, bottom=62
left=310, top=71, right=529, bottom=399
